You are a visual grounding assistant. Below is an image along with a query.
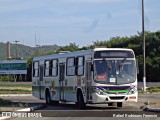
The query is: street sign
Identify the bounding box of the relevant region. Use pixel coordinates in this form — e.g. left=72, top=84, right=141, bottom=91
left=0, top=60, right=27, bottom=74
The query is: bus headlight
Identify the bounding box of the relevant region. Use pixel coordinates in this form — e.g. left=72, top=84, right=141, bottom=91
left=128, top=86, right=137, bottom=95
left=95, top=87, right=106, bottom=95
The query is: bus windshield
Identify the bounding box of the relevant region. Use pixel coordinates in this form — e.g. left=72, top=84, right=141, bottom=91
left=94, top=59, right=136, bottom=85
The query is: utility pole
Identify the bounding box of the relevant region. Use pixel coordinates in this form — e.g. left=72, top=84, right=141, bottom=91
left=14, top=40, right=20, bottom=82
left=142, top=0, right=146, bottom=92
left=14, top=40, right=20, bottom=59
left=36, top=45, right=40, bottom=56
left=7, top=41, right=11, bottom=60
left=35, top=32, right=40, bottom=56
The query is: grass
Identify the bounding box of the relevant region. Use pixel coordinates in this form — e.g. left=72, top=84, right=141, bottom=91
left=0, top=83, right=32, bottom=94
left=138, top=87, right=160, bottom=93
left=0, top=89, right=31, bottom=94
left=0, top=83, right=31, bottom=110
left=0, top=84, right=31, bottom=88
left=146, top=87, right=160, bottom=93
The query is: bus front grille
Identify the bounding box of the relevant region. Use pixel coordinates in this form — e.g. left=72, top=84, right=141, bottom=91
left=109, top=96, right=125, bottom=100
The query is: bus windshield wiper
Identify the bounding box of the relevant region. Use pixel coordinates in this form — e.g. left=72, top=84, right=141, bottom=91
left=122, top=58, right=127, bottom=63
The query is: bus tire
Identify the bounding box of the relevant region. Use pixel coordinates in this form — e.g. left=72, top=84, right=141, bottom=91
left=46, top=91, right=51, bottom=105
left=117, top=102, right=123, bottom=107
left=77, top=91, right=86, bottom=109
left=52, top=101, right=59, bottom=105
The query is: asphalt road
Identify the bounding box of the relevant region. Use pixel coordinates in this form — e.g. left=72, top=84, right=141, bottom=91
left=8, top=117, right=159, bottom=120
left=1, top=94, right=160, bottom=120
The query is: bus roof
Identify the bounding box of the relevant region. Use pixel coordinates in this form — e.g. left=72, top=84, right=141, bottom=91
left=33, top=48, right=134, bottom=61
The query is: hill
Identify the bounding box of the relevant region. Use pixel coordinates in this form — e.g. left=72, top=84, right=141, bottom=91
left=0, top=42, right=61, bottom=59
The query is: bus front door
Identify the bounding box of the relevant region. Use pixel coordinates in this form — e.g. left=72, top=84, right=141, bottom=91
left=86, top=61, right=92, bottom=102
left=59, top=63, right=65, bottom=101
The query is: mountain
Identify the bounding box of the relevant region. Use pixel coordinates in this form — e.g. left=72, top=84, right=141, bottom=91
left=0, top=42, right=61, bottom=60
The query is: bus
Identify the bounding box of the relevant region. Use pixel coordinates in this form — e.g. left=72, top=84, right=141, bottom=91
left=32, top=48, right=138, bottom=109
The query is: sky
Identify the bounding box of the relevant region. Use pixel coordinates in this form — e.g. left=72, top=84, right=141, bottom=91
left=0, top=0, right=160, bottom=47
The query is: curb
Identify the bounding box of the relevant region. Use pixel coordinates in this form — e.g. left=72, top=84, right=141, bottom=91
left=142, top=101, right=160, bottom=112
left=30, top=104, right=46, bottom=112
left=144, top=107, right=160, bottom=112
left=0, top=104, right=46, bottom=120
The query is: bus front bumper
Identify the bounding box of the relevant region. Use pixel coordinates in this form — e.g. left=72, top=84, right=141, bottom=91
left=92, top=93, right=137, bottom=103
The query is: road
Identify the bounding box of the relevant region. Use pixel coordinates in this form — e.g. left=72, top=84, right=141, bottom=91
left=1, top=94, right=160, bottom=120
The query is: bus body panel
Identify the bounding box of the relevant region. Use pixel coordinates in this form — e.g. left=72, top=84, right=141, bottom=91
left=32, top=48, right=138, bottom=106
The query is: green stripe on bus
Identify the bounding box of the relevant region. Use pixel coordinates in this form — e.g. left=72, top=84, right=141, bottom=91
left=108, top=90, right=129, bottom=93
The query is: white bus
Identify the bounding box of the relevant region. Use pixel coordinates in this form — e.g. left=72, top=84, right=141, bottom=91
left=32, top=48, right=138, bottom=108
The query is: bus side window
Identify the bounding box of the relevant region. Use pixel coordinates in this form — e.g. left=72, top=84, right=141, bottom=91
left=51, top=59, right=58, bottom=76
left=67, top=57, right=75, bottom=76
left=33, top=61, right=39, bottom=77
left=77, top=56, right=84, bottom=76
left=44, top=60, right=50, bottom=77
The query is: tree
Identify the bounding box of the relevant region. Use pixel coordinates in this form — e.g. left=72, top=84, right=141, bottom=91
left=58, top=43, right=80, bottom=52
left=92, top=31, right=160, bottom=82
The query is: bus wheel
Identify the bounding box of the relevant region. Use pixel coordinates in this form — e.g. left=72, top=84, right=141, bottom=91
left=117, top=102, right=123, bottom=107
left=52, top=101, right=59, bottom=105
left=46, top=91, right=51, bottom=105
left=77, top=92, right=86, bottom=109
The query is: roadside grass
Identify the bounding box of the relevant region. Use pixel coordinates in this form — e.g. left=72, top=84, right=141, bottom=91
left=0, top=83, right=32, bottom=94
left=138, top=87, right=160, bottom=93
left=146, top=87, right=160, bottom=93
left=0, top=84, right=31, bottom=88
left=0, top=89, right=31, bottom=94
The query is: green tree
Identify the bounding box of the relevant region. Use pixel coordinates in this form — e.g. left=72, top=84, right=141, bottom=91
left=92, top=31, right=160, bottom=82
left=58, top=43, right=80, bottom=52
